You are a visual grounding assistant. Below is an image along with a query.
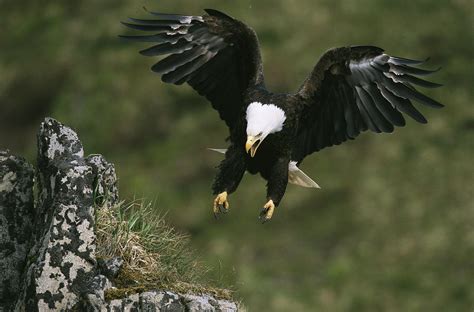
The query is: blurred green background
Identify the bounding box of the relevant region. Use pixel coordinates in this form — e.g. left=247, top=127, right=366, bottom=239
left=1, top=0, right=473, bottom=310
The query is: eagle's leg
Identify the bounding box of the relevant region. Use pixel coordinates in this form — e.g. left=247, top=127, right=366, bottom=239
left=260, top=156, right=289, bottom=223
left=212, top=144, right=246, bottom=218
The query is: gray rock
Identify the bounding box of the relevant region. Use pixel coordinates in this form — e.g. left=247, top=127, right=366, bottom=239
left=86, top=154, right=119, bottom=207
left=136, top=290, right=238, bottom=312
left=98, top=256, right=124, bottom=279
left=139, top=291, right=162, bottom=312
left=122, top=293, right=140, bottom=312
left=0, top=117, right=239, bottom=311
left=15, top=118, right=99, bottom=311
left=183, top=294, right=217, bottom=311
left=216, top=299, right=239, bottom=312
left=140, top=291, right=185, bottom=312
left=107, top=298, right=123, bottom=312
left=81, top=274, right=114, bottom=311
left=0, top=150, right=35, bottom=311
left=183, top=293, right=238, bottom=312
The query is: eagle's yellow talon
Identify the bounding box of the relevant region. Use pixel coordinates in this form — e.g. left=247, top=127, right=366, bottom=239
left=260, top=199, right=275, bottom=222
left=213, top=191, right=229, bottom=216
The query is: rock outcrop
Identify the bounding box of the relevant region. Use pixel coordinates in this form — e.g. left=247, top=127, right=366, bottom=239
left=0, top=118, right=237, bottom=312
left=0, top=151, right=35, bottom=311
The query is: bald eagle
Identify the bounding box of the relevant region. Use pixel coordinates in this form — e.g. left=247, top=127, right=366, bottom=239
left=121, top=9, right=442, bottom=222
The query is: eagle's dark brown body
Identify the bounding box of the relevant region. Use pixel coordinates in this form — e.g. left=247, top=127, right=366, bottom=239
left=122, top=8, right=443, bottom=221
left=213, top=87, right=307, bottom=206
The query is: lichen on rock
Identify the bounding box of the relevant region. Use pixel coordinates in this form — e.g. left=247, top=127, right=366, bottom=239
left=15, top=118, right=103, bottom=311
left=0, top=150, right=34, bottom=312
left=86, top=154, right=119, bottom=207
left=1, top=118, right=238, bottom=311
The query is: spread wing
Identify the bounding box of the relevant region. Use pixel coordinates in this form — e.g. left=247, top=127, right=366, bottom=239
left=292, top=46, right=442, bottom=162
left=121, top=8, right=264, bottom=130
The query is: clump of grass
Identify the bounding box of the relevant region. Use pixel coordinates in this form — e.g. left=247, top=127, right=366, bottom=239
left=95, top=200, right=233, bottom=300
left=96, top=200, right=199, bottom=282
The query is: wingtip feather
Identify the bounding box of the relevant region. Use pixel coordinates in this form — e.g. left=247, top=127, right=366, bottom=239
left=204, top=8, right=234, bottom=20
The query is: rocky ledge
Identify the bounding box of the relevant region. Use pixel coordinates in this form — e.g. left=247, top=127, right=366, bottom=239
left=0, top=118, right=237, bottom=312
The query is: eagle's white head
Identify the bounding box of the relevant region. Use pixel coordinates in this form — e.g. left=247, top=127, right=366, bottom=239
left=245, top=102, right=286, bottom=157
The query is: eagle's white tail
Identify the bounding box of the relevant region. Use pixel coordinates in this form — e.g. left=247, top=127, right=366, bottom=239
left=207, top=148, right=227, bottom=154
left=208, top=149, right=321, bottom=189
left=288, top=161, right=320, bottom=188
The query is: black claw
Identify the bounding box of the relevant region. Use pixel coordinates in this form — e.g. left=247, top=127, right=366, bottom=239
left=214, top=212, right=219, bottom=220
left=259, top=208, right=270, bottom=223
left=218, top=203, right=228, bottom=214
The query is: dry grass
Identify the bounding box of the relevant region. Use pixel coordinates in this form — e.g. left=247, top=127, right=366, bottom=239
left=95, top=199, right=233, bottom=300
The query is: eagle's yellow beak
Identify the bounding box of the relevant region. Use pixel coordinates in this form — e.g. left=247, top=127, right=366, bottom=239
left=245, top=134, right=263, bottom=157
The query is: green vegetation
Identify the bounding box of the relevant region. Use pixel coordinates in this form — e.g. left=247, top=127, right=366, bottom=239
left=1, top=1, right=473, bottom=311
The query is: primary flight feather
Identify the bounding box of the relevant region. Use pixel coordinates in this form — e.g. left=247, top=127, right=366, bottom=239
left=121, top=8, right=443, bottom=222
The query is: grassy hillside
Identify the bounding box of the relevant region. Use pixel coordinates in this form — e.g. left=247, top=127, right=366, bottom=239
left=1, top=1, right=473, bottom=310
